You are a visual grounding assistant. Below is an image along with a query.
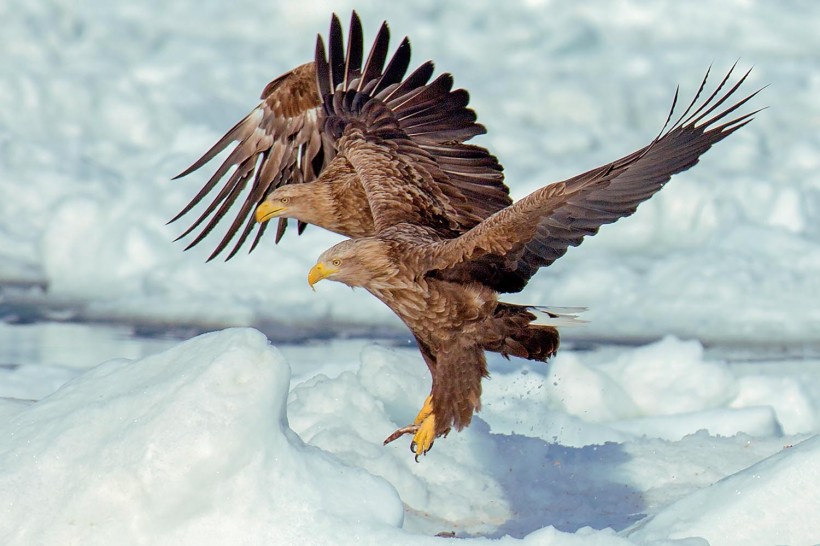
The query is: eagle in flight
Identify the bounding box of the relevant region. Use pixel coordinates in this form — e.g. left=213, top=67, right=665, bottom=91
left=173, top=12, right=761, bottom=460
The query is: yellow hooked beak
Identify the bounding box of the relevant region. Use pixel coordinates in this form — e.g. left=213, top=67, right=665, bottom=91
left=307, top=262, right=338, bottom=290
left=254, top=201, right=286, bottom=223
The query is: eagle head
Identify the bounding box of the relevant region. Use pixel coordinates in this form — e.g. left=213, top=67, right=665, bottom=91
left=255, top=185, right=321, bottom=224
left=308, top=238, right=398, bottom=289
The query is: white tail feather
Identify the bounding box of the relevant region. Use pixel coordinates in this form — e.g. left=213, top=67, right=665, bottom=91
left=527, top=305, right=588, bottom=327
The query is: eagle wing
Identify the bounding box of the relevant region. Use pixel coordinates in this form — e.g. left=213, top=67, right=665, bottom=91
left=423, top=64, right=762, bottom=285
left=172, top=12, right=509, bottom=260
left=312, top=27, right=510, bottom=237
left=169, top=13, right=365, bottom=260
left=317, top=83, right=509, bottom=235
left=170, top=59, right=327, bottom=259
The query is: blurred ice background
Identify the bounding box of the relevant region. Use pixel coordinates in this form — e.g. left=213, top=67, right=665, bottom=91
left=1, top=1, right=819, bottom=544
left=1, top=0, right=818, bottom=344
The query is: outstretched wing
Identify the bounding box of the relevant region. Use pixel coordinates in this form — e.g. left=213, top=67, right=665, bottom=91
left=170, top=60, right=327, bottom=258
left=425, top=64, right=762, bottom=290
left=170, top=12, right=383, bottom=260
left=171, top=11, right=509, bottom=261
left=170, top=13, right=368, bottom=260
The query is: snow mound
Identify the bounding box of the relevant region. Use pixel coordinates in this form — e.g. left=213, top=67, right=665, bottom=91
left=0, top=328, right=403, bottom=545
left=0, top=329, right=816, bottom=545
left=627, top=435, right=820, bottom=546
left=482, top=337, right=815, bottom=446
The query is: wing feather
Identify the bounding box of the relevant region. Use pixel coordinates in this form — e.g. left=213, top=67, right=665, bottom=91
left=172, top=12, right=507, bottom=259
left=170, top=61, right=324, bottom=259
left=328, top=14, right=346, bottom=89
left=342, top=12, right=364, bottom=89
left=380, top=61, right=435, bottom=102
left=358, top=22, right=391, bottom=91
left=320, top=76, right=509, bottom=233
left=426, top=66, right=762, bottom=291
left=371, top=38, right=411, bottom=96
left=327, top=100, right=509, bottom=234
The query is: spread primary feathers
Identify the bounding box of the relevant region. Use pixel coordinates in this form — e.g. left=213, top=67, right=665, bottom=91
left=170, top=12, right=510, bottom=261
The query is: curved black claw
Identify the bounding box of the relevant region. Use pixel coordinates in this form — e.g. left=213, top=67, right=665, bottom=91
left=411, top=439, right=434, bottom=462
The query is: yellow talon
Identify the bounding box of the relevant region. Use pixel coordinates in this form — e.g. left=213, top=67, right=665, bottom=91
left=413, top=395, right=434, bottom=425
left=410, top=413, right=436, bottom=462
left=382, top=395, right=439, bottom=461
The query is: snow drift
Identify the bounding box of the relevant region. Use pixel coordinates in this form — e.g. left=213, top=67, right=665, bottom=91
left=1, top=329, right=817, bottom=545
left=0, top=329, right=403, bottom=545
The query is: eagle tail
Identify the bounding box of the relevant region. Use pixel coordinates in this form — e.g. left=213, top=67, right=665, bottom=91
left=525, top=305, right=588, bottom=327
left=485, top=303, right=586, bottom=362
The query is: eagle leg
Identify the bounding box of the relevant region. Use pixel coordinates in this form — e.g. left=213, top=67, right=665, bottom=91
left=382, top=395, right=439, bottom=461
left=413, top=395, right=434, bottom=425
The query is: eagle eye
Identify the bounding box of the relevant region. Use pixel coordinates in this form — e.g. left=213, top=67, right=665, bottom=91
left=280, top=197, right=290, bottom=204
left=331, top=259, right=342, bottom=267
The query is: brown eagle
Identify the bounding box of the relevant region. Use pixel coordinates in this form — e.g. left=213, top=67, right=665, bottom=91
left=303, top=60, right=760, bottom=458
left=171, top=12, right=510, bottom=261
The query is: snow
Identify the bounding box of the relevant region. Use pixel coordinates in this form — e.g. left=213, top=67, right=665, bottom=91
left=0, top=329, right=404, bottom=545
left=1, top=1, right=819, bottom=544
left=627, top=435, right=820, bottom=545
left=2, top=329, right=818, bottom=544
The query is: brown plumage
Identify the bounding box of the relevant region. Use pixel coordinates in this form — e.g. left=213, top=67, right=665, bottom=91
left=170, top=12, right=510, bottom=261
left=307, top=62, right=762, bottom=458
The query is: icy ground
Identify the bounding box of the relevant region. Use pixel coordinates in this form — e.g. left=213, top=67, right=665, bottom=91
left=1, top=328, right=819, bottom=545
left=1, top=324, right=818, bottom=545
left=1, top=0, right=820, bottom=544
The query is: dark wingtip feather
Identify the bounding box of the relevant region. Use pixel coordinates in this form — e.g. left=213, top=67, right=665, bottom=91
left=170, top=111, right=256, bottom=182
left=382, top=61, right=435, bottom=103
left=358, top=21, right=391, bottom=92
left=669, top=64, right=713, bottom=130
left=343, top=11, right=364, bottom=88
left=173, top=158, right=211, bottom=181
left=249, top=221, right=269, bottom=252
left=274, top=217, right=288, bottom=244
left=224, top=214, right=258, bottom=261
left=315, top=35, right=331, bottom=98
left=329, top=14, right=345, bottom=88
left=683, top=62, right=744, bottom=128
left=372, top=37, right=411, bottom=96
